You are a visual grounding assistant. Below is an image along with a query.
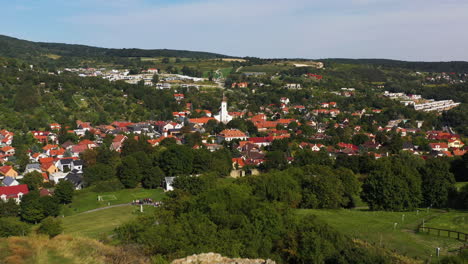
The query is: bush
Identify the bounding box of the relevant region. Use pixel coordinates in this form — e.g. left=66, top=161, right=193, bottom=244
left=0, top=217, right=30, bottom=237
left=37, top=217, right=63, bottom=238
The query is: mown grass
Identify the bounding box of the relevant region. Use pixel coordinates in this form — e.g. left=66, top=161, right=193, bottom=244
left=62, top=188, right=165, bottom=216
left=298, top=209, right=465, bottom=261
left=425, top=211, right=468, bottom=232
left=62, top=205, right=155, bottom=239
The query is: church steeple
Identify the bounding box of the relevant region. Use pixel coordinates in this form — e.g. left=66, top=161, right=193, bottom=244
left=214, top=94, right=233, bottom=124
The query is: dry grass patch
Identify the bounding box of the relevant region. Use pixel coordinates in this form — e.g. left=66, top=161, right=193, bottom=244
left=0, top=235, right=150, bottom=264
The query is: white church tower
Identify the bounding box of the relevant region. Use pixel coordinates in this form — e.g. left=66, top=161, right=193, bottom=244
left=215, top=95, right=233, bottom=124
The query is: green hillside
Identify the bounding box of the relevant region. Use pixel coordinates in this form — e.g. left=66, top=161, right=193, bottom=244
left=0, top=34, right=229, bottom=60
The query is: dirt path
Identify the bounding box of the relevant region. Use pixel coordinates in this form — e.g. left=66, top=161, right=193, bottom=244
left=81, top=203, right=131, bottom=214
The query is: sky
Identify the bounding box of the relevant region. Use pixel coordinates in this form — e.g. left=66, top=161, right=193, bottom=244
left=1, top=0, right=467, bottom=61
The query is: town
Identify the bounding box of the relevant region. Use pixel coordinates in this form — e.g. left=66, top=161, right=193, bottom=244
left=0, top=33, right=467, bottom=263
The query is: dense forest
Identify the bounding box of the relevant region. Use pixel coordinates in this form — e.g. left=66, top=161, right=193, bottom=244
left=0, top=35, right=228, bottom=60
left=324, top=58, right=468, bottom=73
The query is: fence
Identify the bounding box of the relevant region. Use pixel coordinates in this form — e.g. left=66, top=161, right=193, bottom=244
left=418, top=226, right=468, bottom=242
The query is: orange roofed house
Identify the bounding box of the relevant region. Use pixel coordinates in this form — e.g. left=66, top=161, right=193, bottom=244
left=189, top=117, right=216, bottom=126
left=217, top=129, right=248, bottom=143
left=0, top=166, right=18, bottom=178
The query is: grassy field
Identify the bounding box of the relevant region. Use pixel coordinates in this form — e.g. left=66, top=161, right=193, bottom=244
left=425, top=211, right=468, bottom=232
left=62, top=205, right=155, bottom=239
left=72, top=94, right=88, bottom=108
left=298, top=209, right=465, bottom=261
left=240, top=64, right=292, bottom=73
left=62, top=188, right=166, bottom=216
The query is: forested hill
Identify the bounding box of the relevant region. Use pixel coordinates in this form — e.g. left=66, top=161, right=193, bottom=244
left=323, top=58, right=468, bottom=72
left=0, top=34, right=229, bottom=60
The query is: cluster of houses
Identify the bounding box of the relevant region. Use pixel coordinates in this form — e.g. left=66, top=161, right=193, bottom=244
left=424, top=72, right=467, bottom=84
left=1, top=85, right=467, bottom=199
left=63, top=68, right=205, bottom=88
left=383, top=91, right=460, bottom=112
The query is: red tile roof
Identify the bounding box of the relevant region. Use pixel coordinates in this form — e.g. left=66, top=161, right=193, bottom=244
left=39, top=157, right=54, bottom=164
left=0, top=184, right=29, bottom=199
left=189, top=117, right=216, bottom=124
left=429, top=143, right=448, bottom=149
left=219, top=129, right=247, bottom=138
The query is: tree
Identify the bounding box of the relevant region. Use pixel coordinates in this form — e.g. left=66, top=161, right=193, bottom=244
left=185, top=132, right=202, bottom=147
left=37, top=217, right=63, bottom=238
left=162, top=57, right=170, bottom=64
left=264, top=151, right=288, bottom=171
left=451, top=153, right=468, bottom=182
left=14, top=82, right=41, bottom=111
left=209, top=149, right=232, bottom=177
left=54, top=180, right=75, bottom=204
left=250, top=171, right=302, bottom=208
left=299, top=166, right=347, bottom=209
left=142, top=166, right=165, bottom=189
left=159, top=137, right=177, bottom=146
left=81, top=149, right=98, bottom=167
left=159, top=145, right=194, bottom=176
left=420, top=159, right=456, bottom=208
left=0, top=199, right=20, bottom=217
left=20, top=192, right=45, bottom=223
left=361, top=160, right=422, bottom=211
left=351, top=134, right=369, bottom=146
left=294, top=149, right=332, bottom=167
left=117, top=156, right=142, bottom=188
left=40, top=196, right=61, bottom=217
left=172, top=175, right=207, bottom=195
left=287, top=121, right=298, bottom=131
left=84, top=163, right=115, bottom=185
left=152, top=73, right=160, bottom=84
left=21, top=171, right=44, bottom=191
left=453, top=184, right=468, bottom=209
left=192, top=149, right=212, bottom=174
left=121, top=136, right=140, bottom=156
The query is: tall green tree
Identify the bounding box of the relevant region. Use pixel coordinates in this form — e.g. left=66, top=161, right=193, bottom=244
left=420, top=159, right=456, bottom=208
left=0, top=199, right=20, bottom=217
left=84, top=163, right=115, bottom=185
left=361, top=159, right=422, bottom=211
left=117, top=156, right=142, bottom=188
left=20, top=192, right=45, bottom=223
left=20, top=171, right=44, bottom=191
left=54, top=180, right=75, bottom=204
left=159, top=145, right=194, bottom=176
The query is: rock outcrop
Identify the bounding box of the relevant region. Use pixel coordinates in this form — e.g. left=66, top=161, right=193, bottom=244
left=171, top=253, right=276, bottom=264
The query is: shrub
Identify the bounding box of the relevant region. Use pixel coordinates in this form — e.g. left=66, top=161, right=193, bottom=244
left=37, top=217, right=63, bottom=238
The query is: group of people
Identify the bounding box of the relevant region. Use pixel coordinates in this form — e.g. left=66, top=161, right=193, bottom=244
left=132, top=198, right=162, bottom=207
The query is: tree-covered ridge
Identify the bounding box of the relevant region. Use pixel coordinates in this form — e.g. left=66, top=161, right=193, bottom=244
left=0, top=34, right=229, bottom=60
left=323, top=58, right=468, bottom=73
